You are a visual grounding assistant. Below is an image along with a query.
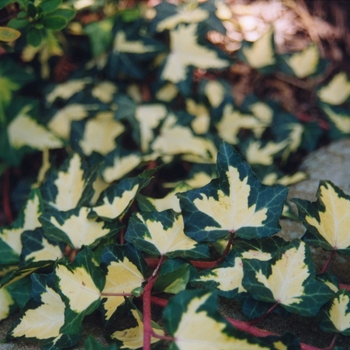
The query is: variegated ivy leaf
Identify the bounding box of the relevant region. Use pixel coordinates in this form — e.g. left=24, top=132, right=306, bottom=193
left=71, top=111, right=125, bottom=156
left=153, top=258, right=192, bottom=294
left=192, top=252, right=246, bottom=298
left=201, top=79, right=229, bottom=109
left=155, top=82, right=179, bottom=102
left=7, top=104, right=63, bottom=151
left=40, top=206, right=120, bottom=250
left=186, top=98, right=211, bottom=134
left=55, top=248, right=104, bottom=318
left=194, top=237, right=286, bottom=299
left=216, top=104, right=265, bottom=145
left=0, top=286, right=16, bottom=321
left=243, top=139, right=288, bottom=166
left=135, top=103, right=168, bottom=152
left=100, top=245, right=146, bottom=322
left=46, top=78, right=93, bottom=104
left=242, top=239, right=334, bottom=316
left=107, top=20, right=164, bottom=79
left=40, top=152, right=95, bottom=211
left=178, top=142, right=288, bottom=242
left=20, top=228, right=64, bottom=264
left=292, top=181, right=350, bottom=253
left=160, top=23, right=229, bottom=91
left=110, top=302, right=164, bottom=348
left=151, top=113, right=217, bottom=163
left=319, top=289, right=350, bottom=336
left=47, top=103, right=92, bottom=140
left=320, top=104, right=350, bottom=139
left=152, top=2, right=225, bottom=34
left=317, top=72, right=350, bottom=105
left=101, top=149, right=142, bottom=184
left=280, top=43, right=325, bottom=78
left=163, top=290, right=273, bottom=349
left=0, top=260, right=53, bottom=289
left=126, top=210, right=209, bottom=259
left=0, top=188, right=43, bottom=265
left=90, top=175, right=150, bottom=220
left=0, top=57, right=34, bottom=123
left=239, top=28, right=276, bottom=72
left=137, top=182, right=191, bottom=213
left=7, top=273, right=80, bottom=349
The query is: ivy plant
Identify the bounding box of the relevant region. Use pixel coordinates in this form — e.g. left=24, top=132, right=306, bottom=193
left=1, top=1, right=350, bottom=349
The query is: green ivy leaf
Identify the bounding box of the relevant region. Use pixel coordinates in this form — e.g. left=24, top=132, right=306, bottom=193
left=125, top=210, right=209, bottom=259
left=100, top=244, right=146, bottom=322
left=0, top=0, right=12, bottom=10
left=163, top=290, right=272, bottom=349
left=40, top=207, right=121, bottom=250
left=319, top=289, right=350, bottom=336
left=292, top=181, right=350, bottom=253
left=178, top=142, right=288, bottom=242
left=242, top=239, right=334, bottom=316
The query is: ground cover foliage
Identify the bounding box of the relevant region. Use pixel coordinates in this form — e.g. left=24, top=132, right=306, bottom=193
left=1, top=0, right=350, bottom=349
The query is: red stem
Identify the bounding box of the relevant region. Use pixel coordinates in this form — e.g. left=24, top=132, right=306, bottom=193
left=339, top=284, right=350, bottom=291
left=150, top=296, right=168, bottom=307
left=319, top=250, right=336, bottom=274
left=143, top=256, right=164, bottom=350
left=3, top=169, right=13, bottom=224
left=326, top=334, right=338, bottom=350
left=248, top=302, right=280, bottom=325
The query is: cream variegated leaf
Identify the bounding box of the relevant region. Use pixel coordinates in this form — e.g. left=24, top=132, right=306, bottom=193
left=179, top=142, right=287, bottom=242
left=0, top=189, right=43, bottom=264
left=216, top=104, right=265, bottom=145
left=242, top=240, right=334, bottom=316
left=125, top=210, right=208, bottom=259
left=161, top=23, right=229, bottom=84
left=164, top=290, right=272, bottom=349
left=78, top=111, right=125, bottom=156
left=111, top=307, right=163, bottom=348
left=8, top=106, right=63, bottom=150
left=40, top=207, right=115, bottom=250
left=0, top=287, right=15, bottom=321
left=293, top=181, right=350, bottom=252
left=100, top=245, right=146, bottom=321
left=320, top=290, right=350, bottom=336
left=55, top=249, right=104, bottom=315
left=285, top=44, right=320, bottom=78
left=317, top=72, right=350, bottom=105
left=241, top=28, right=275, bottom=70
